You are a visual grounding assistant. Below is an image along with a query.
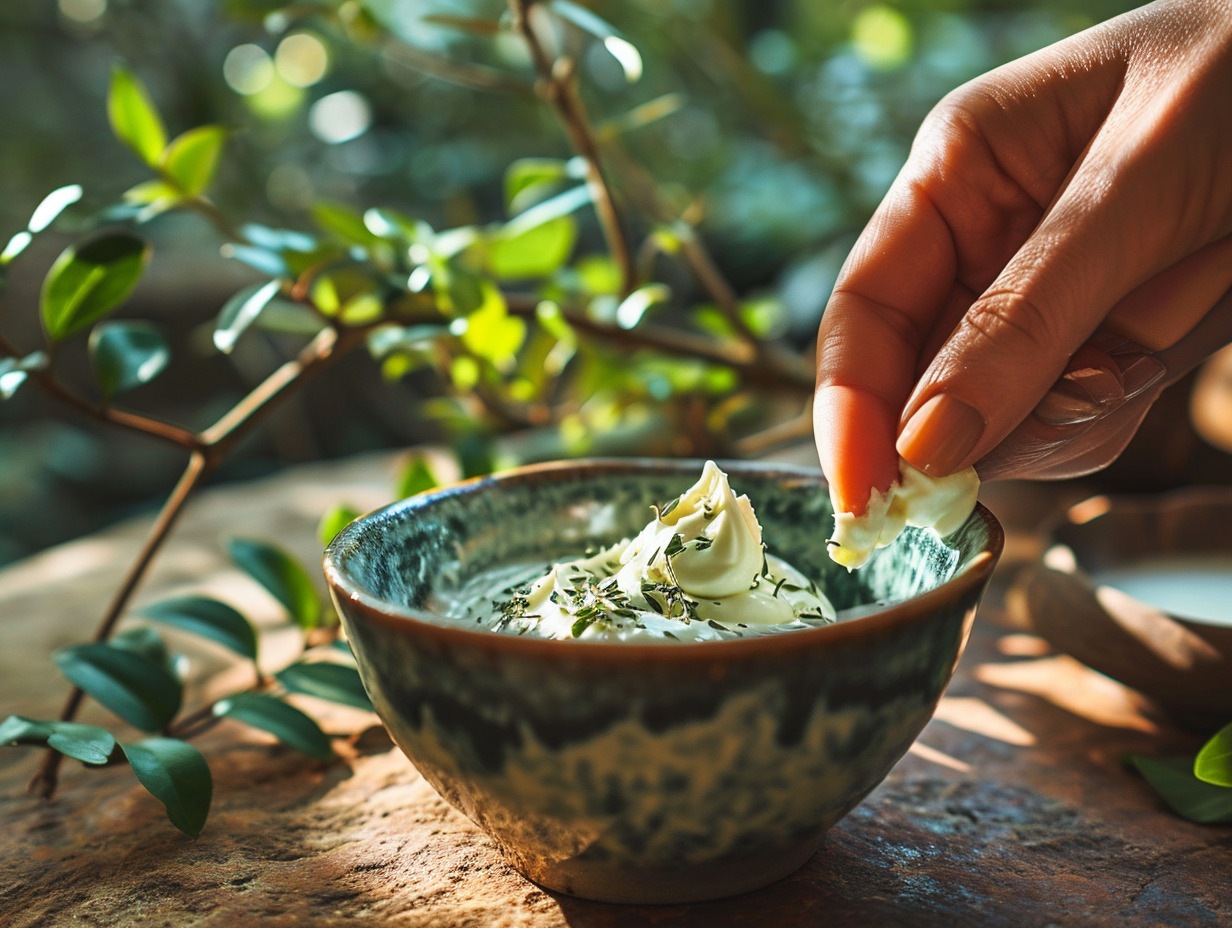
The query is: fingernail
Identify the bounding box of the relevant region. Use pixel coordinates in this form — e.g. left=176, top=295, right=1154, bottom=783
left=897, top=394, right=985, bottom=475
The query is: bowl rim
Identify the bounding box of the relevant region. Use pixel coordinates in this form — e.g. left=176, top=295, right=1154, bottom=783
left=322, top=457, right=1003, bottom=662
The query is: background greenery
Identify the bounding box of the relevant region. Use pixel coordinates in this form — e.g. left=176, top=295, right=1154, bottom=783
left=0, top=0, right=1167, bottom=566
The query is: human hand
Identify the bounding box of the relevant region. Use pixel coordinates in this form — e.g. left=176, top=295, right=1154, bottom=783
left=813, top=0, right=1232, bottom=515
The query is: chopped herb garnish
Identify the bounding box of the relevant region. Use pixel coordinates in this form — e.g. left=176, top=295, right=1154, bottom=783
left=659, top=496, right=680, bottom=518
left=772, top=577, right=787, bottom=598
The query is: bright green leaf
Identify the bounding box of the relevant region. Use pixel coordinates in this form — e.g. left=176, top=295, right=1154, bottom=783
left=27, top=184, right=84, bottom=234
left=214, top=279, right=284, bottom=354
left=121, top=738, right=212, bottom=837
left=505, top=185, right=592, bottom=238
left=47, top=722, right=117, bottom=766
left=313, top=201, right=379, bottom=247
left=122, top=179, right=183, bottom=210
left=1195, top=722, right=1232, bottom=788
left=161, top=125, right=228, bottom=197
left=614, top=283, right=670, bottom=330
left=1128, top=754, right=1232, bottom=824
left=225, top=537, right=321, bottom=629
left=276, top=661, right=371, bottom=710
left=460, top=286, right=524, bottom=368
left=395, top=456, right=438, bottom=499
left=108, top=66, right=167, bottom=166
left=488, top=216, right=577, bottom=281
left=213, top=692, right=333, bottom=760
left=135, top=596, right=259, bottom=661
left=504, top=158, right=568, bottom=212
left=89, top=321, right=170, bottom=399
left=319, top=505, right=360, bottom=547
left=53, top=642, right=182, bottom=732
left=41, top=233, right=151, bottom=341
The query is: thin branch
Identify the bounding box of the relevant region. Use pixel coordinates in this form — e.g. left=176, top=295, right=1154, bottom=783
left=27, top=369, right=201, bottom=449
left=509, top=0, right=636, bottom=297
left=29, top=450, right=212, bottom=799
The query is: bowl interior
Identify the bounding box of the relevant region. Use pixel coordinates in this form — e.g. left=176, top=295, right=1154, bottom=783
left=328, top=459, right=997, bottom=626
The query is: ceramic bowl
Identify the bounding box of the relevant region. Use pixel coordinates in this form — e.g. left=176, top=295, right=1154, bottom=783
left=1009, top=487, right=1232, bottom=727
left=323, top=458, right=1003, bottom=903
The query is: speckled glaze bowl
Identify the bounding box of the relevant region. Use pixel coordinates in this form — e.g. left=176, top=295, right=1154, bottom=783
left=323, top=459, right=1003, bottom=904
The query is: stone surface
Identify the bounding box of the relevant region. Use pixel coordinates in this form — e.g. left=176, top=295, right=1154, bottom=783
left=2, top=456, right=1230, bottom=927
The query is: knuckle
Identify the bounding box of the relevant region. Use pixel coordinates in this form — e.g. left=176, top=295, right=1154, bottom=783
left=961, top=289, right=1064, bottom=357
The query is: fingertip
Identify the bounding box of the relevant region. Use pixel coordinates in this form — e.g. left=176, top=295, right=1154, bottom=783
left=897, top=393, right=986, bottom=476
left=814, top=384, right=901, bottom=515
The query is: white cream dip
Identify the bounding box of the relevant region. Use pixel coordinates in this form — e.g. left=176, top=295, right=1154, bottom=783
left=828, top=461, right=979, bottom=570
left=446, top=461, right=836, bottom=642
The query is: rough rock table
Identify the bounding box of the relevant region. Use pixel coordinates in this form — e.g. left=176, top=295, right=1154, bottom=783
left=2, top=451, right=1229, bottom=927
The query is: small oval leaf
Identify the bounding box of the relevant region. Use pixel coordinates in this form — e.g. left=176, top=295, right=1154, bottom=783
left=225, top=537, right=321, bottom=629
left=0, top=715, right=54, bottom=745
left=1129, top=754, right=1232, bottom=824
left=1195, top=722, right=1232, bottom=788
left=276, top=661, right=371, bottom=710
left=41, top=232, right=152, bottom=341
left=318, top=505, right=360, bottom=547
left=395, top=456, right=439, bottom=499
left=213, top=692, right=332, bottom=760
left=121, top=738, right=212, bottom=837
left=89, top=321, right=170, bottom=399
left=135, top=596, right=258, bottom=661
left=47, top=722, right=117, bottom=766
left=161, top=125, right=228, bottom=197
left=214, top=279, right=284, bottom=354
left=27, top=184, right=84, bottom=234
left=53, top=642, right=182, bottom=733
left=109, top=66, right=167, bottom=166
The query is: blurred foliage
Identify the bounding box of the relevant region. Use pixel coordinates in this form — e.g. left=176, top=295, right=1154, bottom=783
left=0, top=0, right=1143, bottom=566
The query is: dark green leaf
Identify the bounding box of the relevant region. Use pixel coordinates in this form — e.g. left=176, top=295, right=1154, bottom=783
left=135, top=596, right=258, bottom=661
left=27, top=184, right=84, bottom=234
left=161, top=126, right=228, bottom=197
left=312, top=201, right=379, bottom=247
left=319, top=505, right=360, bottom=547
left=213, top=692, right=332, bottom=760
left=1195, top=722, right=1232, bottom=788
left=47, top=722, right=117, bottom=766
left=214, top=280, right=284, bottom=353
left=225, top=537, right=321, bottom=629
left=454, top=432, right=496, bottom=479
left=1128, top=754, right=1232, bottom=824
left=0, top=715, right=54, bottom=745
left=395, top=456, right=438, bottom=498
left=108, top=66, right=167, bottom=166
left=276, top=661, right=371, bottom=710
left=41, top=233, right=152, bottom=341
left=110, top=626, right=176, bottom=674
left=121, top=738, right=212, bottom=837
left=53, top=642, right=182, bottom=732
left=89, top=321, right=170, bottom=399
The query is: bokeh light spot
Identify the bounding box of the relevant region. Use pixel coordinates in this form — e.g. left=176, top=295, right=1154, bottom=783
left=852, top=6, right=913, bottom=70
left=59, top=0, right=106, bottom=25
left=224, top=44, right=275, bottom=96
left=309, top=91, right=372, bottom=144
left=275, top=33, right=329, bottom=88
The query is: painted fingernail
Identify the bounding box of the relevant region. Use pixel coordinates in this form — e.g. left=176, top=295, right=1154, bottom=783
left=897, top=394, right=985, bottom=476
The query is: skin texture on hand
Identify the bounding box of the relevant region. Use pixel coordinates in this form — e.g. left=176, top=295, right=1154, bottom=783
left=814, top=0, right=1232, bottom=515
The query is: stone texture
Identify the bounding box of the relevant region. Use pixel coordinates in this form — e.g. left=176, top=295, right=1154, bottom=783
left=2, top=458, right=1230, bottom=927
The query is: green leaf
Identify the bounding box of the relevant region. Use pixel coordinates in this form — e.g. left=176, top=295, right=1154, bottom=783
left=41, top=233, right=152, bottom=341
left=0, top=352, right=48, bottom=400
left=0, top=715, right=54, bottom=745
left=454, top=432, right=496, bottom=479
left=460, top=286, right=524, bottom=368
left=1128, top=754, right=1232, bottom=824
left=136, top=596, right=259, bottom=661
left=1, top=230, right=33, bottom=266
left=487, top=216, right=577, bottom=281
left=312, top=201, right=379, bottom=247
left=395, top=456, right=438, bottom=498
left=214, top=279, right=284, bottom=354
left=225, top=537, right=321, bottom=629
left=220, top=244, right=290, bottom=278
left=549, top=0, right=641, bottom=81
left=213, top=692, right=333, bottom=761
left=0, top=716, right=116, bottom=765
left=27, top=184, right=84, bottom=234
left=53, top=642, right=182, bottom=733
left=121, top=738, right=212, bottom=837
left=110, top=626, right=176, bottom=674
left=89, top=321, right=170, bottom=399
left=1195, top=722, right=1232, bottom=787
left=319, top=505, right=360, bottom=547
left=505, top=185, right=592, bottom=238
left=108, top=66, right=167, bottom=166
left=614, top=283, right=670, bottom=330
left=504, top=157, right=569, bottom=212
left=276, top=661, right=371, bottom=710
left=47, top=723, right=117, bottom=766
left=161, top=125, right=228, bottom=197
left=123, top=179, right=182, bottom=208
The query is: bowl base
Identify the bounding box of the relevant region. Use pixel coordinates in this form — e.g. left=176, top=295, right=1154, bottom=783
left=518, top=837, right=821, bottom=905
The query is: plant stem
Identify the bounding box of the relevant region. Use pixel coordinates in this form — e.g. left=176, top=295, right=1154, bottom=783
left=29, top=450, right=212, bottom=799
left=510, top=0, right=636, bottom=297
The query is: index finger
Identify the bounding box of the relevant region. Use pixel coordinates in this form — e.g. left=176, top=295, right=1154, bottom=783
left=813, top=181, right=960, bottom=514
